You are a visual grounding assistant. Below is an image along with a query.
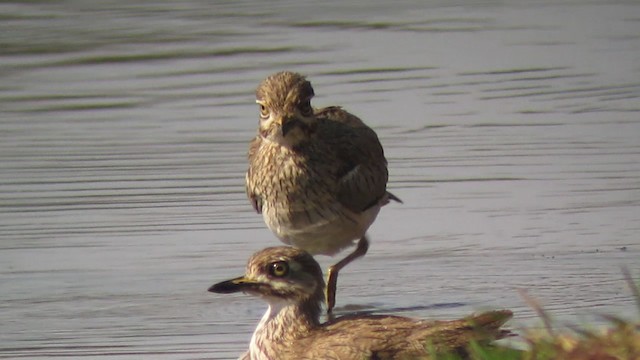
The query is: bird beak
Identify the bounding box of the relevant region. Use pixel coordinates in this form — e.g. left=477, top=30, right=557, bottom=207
left=208, top=276, right=258, bottom=294
left=280, top=117, right=300, bottom=137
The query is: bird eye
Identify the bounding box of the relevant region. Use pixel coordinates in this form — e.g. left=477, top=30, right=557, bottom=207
left=269, top=261, right=289, bottom=277
left=259, top=104, right=269, bottom=118
left=300, top=101, right=312, bottom=116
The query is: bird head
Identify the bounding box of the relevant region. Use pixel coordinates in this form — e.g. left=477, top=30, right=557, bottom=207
left=209, top=246, right=325, bottom=306
left=255, top=71, right=316, bottom=147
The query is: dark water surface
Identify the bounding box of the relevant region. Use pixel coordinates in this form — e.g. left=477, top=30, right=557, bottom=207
left=1, top=0, right=639, bottom=358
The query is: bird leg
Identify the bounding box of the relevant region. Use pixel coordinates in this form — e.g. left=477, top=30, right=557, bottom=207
left=326, top=235, right=370, bottom=313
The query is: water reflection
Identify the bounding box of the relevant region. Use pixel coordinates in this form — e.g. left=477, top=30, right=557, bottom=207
left=1, top=0, right=639, bottom=358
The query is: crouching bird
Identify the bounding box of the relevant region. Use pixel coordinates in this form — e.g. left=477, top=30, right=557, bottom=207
left=209, top=246, right=514, bottom=360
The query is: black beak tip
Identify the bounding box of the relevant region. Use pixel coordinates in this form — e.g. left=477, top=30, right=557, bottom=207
left=281, top=119, right=299, bottom=136
left=208, top=281, right=229, bottom=294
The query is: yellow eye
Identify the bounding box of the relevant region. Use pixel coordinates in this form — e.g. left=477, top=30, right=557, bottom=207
left=269, top=261, right=289, bottom=277
left=300, top=101, right=312, bottom=116
left=259, top=104, right=269, bottom=118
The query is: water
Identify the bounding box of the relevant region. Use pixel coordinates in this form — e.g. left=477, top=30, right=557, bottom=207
left=1, top=0, right=639, bottom=358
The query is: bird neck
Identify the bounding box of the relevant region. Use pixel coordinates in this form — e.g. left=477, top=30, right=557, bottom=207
left=260, top=127, right=315, bottom=151
left=250, top=297, right=322, bottom=358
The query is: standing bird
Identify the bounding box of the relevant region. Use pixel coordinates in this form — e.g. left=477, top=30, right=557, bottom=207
left=246, top=71, right=401, bottom=312
left=209, top=246, right=514, bottom=360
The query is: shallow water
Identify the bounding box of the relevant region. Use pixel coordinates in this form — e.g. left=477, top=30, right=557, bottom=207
left=1, top=0, right=639, bottom=358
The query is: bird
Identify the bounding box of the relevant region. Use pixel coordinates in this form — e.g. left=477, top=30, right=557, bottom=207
left=245, top=71, right=401, bottom=312
left=209, top=246, right=514, bottom=360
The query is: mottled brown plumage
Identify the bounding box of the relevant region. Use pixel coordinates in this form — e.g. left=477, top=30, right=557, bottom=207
left=209, top=247, right=513, bottom=360
left=246, top=71, right=400, bottom=311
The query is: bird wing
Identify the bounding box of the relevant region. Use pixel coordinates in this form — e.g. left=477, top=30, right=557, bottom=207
left=315, top=106, right=368, bottom=128
left=295, top=311, right=513, bottom=359
left=315, top=107, right=390, bottom=214
left=246, top=136, right=263, bottom=214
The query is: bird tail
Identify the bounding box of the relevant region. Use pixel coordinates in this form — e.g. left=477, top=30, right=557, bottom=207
left=419, top=310, right=514, bottom=355
left=462, top=309, right=514, bottom=340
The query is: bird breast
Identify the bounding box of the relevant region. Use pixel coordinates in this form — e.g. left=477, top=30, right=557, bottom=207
left=250, top=141, right=337, bottom=211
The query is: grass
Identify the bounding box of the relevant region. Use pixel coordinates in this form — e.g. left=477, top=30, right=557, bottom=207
left=437, top=269, right=640, bottom=360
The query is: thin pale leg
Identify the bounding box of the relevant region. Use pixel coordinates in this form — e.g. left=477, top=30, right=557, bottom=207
left=326, top=235, right=369, bottom=313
